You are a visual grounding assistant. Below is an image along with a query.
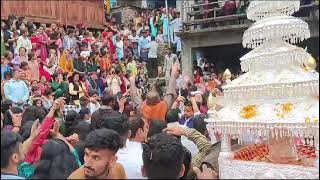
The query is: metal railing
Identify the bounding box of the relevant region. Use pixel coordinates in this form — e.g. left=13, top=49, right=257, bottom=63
left=181, top=1, right=319, bottom=32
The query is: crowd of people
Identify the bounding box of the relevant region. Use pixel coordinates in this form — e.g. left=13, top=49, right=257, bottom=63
left=0, top=5, right=237, bottom=179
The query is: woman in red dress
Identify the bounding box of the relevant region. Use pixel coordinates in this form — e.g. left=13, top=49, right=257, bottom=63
left=36, top=26, right=48, bottom=62
left=30, top=32, right=40, bottom=52
left=194, top=69, right=203, bottom=85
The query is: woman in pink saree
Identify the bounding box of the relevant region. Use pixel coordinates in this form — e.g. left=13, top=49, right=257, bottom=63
left=37, top=26, right=48, bottom=62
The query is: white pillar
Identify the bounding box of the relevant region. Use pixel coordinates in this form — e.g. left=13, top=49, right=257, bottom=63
left=219, top=133, right=233, bottom=158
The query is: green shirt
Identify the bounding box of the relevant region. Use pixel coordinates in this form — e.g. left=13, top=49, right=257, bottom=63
left=51, top=81, right=69, bottom=98
left=18, top=149, right=82, bottom=179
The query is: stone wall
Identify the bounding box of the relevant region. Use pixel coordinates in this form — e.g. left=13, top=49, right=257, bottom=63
left=111, top=6, right=140, bottom=25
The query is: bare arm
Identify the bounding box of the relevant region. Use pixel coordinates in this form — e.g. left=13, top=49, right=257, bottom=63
left=129, top=74, right=143, bottom=110
left=163, top=63, right=179, bottom=109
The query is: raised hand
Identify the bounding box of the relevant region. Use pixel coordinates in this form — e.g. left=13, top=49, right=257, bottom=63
left=193, top=164, right=218, bottom=179
left=163, top=126, right=187, bottom=137
left=8, top=110, right=22, bottom=127
left=30, top=119, right=41, bottom=140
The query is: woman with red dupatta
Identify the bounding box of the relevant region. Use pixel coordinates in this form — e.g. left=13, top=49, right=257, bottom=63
left=36, top=26, right=48, bottom=62
left=30, top=32, right=40, bottom=52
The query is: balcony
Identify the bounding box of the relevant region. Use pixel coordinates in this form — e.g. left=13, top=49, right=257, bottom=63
left=181, top=1, right=319, bottom=34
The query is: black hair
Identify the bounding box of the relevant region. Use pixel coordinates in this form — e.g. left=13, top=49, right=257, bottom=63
left=65, top=110, right=80, bottom=137
left=19, top=121, right=34, bottom=141
left=1, top=99, right=13, bottom=114
left=3, top=71, right=12, bottom=80
left=3, top=106, right=23, bottom=126
left=147, top=120, right=167, bottom=138
left=64, top=93, right=73, bottom=105
left=193, top=116, right=207, bottom=135
left=22, top=106, right=47, bottom=124
left=20, top=61, right=29, bottom=69
left=88, top=89, right=97, bottom=97
left=33, top=139, right=79, bottom=179
left=190, top=85, right=198, bottom=92
left=73, top=121, right=91, bottom=141
left=79, top=96, right=89, bottom=108
left=85, top=128, right=123, bottom=153
left=101, top=94, right=115, bottom=106
left=142, top=133, right=184, bottom=179
left=100, top=113, right=130, bottom=138
left=67, top=29, right=74, bottom=35
left=44, top=88, right=53, bottom=96
left=52, top=73, right=59, bottom=81
left=79, top=107, right=91, bottom=120
left=184, top=101, right=193, bottom=108
left=166, top=109, right=180, bottom=124
left=1, top=131, right=23, bottom=168
left=182, top=147, right=192, bottom=179
left=74, top=141, right=86, bottom=165
left=180, top=88, right=190, bottom=100
left=129, top=115, right=145, bottom=139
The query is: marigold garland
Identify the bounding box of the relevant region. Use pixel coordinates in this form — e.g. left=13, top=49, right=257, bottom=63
left=276, top=102, right=294, bottom=118
left=240, top=105, right=258, bottom=119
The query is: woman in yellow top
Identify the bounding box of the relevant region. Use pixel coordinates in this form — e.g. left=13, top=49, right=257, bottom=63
left=59, top=49, right=74, bottom=74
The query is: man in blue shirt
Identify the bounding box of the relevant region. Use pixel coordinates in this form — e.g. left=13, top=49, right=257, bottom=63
left=138, top=30, right=150, bottom=62
left=4, top=70, right=29, bottom=107
left=179, top=101, right=196, bottom=128
left=1, top=56, right=12, bottom=80
left=63, top=29, right=76, bottom=51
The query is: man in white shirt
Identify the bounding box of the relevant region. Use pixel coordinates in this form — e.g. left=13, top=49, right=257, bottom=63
left=16, top=28, right=32, bottom=54
left=146, top=36, right=159, bottom=78
left=128, top=29, right=139, bottom=43
left=117, top=115, right=149, bottom=179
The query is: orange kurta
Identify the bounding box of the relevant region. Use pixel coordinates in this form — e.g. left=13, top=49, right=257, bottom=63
left=141, top=101, right=168, bottom=124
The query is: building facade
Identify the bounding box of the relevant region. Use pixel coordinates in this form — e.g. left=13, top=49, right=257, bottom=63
left=1, top=0, right=107, bottom=29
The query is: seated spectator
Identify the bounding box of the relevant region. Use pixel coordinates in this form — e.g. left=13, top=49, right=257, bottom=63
left=4, top=70, right=30, bottom=107
left=59, top=49, right=74, bottom=74
left=51, top=73, right=69, bottom=99
left=18, top=61, right=31, bottom=85
left=1, top=55, right=12, bottom=81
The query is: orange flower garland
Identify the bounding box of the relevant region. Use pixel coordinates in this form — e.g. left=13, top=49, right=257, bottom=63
left=240, top=105, right=258, bottom=119
left=282, top=102, right=294, bottom=113
left=276, top=102, right=294, bottom=118
left=305, top=117, right=319, bottom=123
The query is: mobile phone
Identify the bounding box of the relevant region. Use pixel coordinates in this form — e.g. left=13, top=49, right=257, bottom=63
left=116, top=92, right=123, bottom=100
left=126, top=95, right=132, bottom=103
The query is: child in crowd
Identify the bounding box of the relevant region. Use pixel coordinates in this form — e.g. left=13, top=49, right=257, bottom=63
left=43, top=48, right=58, bottom=75
left=18, top=61, right=31, bottom=85
left=126, top=56, right=138, bottom=76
